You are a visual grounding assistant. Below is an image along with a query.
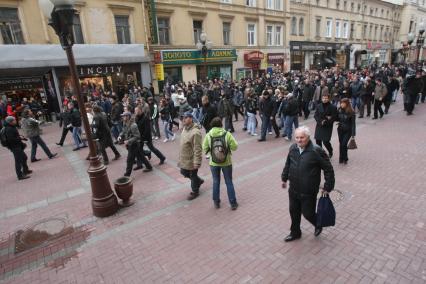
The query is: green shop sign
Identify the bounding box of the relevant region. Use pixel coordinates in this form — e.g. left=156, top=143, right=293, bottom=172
left=161, top=49, right=237, bottom=65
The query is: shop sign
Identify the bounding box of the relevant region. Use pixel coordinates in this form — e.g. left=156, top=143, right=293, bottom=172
left=290, top=41, right=343, bottom=51
left=161, top=49, right=237, bottom=65
left=79, top=65, right=123, bottom=77
left=155, top=64, right=164, bottom=81
left=154, top=51, right=162, bottom=64
left=367, top=42, right=391, bottom=50
left=244, top=51, right=264, bottom=62
left=267, top=53, right=285, bottom=64
left=145, top=0, right=158, bottom=44
left=0, top=77, right=42, bottom=91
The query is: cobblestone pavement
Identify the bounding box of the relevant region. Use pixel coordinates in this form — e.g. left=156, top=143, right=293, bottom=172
left=0, top=100, right=425, bottom=283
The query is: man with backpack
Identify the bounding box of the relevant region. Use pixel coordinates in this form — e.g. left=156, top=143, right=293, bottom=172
left=202, top=117, right=238, bottom=210
left=1, top=116, right=32, bottom=180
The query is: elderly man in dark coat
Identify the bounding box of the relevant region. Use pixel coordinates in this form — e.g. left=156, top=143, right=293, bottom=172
left=314, top=93, right=338, bottom=158
left=91, top=105, right=121, bottom=165
left=281, top=126, right=335, bottom=242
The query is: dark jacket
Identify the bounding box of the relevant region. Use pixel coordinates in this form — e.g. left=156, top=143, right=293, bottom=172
left=282, top=141, right=335, bottom=195
left=70, top=108, right=82, bottom=127
left=337, top=109, right=356, bottom=137
left=314, top=102, right=338, bottom=142
left=135, top=113, right=152, bottom=142
left=200, top=103, right=217, bottom=130
left=259, top=95, right=275, bottom=117
left=302, top=84, right=315, bottom=102
left=245, top=97, right=258, bottom=114
left=3, top=124, right=25, bottom=149
left=111, top=102, right=124, bottom=122
left=59, top=110, right=72, bottom=128
left=282, top=96, right=299, bottom=117
left=92, top=112, right=114, bottom=148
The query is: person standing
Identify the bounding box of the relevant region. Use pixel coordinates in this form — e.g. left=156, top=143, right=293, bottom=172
left=281, top=126, right=335, bottom=242
left=217, top=89, right=234, bottom=133
left=135, top=105, right=166, bottom=165
left=314, top=94, right=338, bottom=158
left=258, top=89, right=276, bottom=142
left=147, top=96, right=161, bottom=139
left=372, top=78, right=387, bottom=119
left=110, top=96, right=124, bottom=143
left=283, top=93, right=299, bottom=141
left=199, top=95, right=217, bottom=134
left=337, top=98, right=356, bottom=164
left=178, top=111, right=204, bottom=200
left=402, top=70, right=423, bottom=116
left=2, top=116, right=32, bottom=180
left=245, top=92, right=258, bottom=136
left=202, top=117, right=238, bottom=210
left=301, top=79, right=314, bottom=119
left=359, top=78, right=374, bottom=118
left=21, top=109, right=57, bottom=162
left=56, top=105, right=72, bottom=146
left=68, top=102, right=87, bottom=150
left=91, top=105, right=121, bottom=165
left=159, top=98, right=175, bottom=142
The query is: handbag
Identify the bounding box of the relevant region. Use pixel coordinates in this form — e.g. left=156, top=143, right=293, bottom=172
left=316, top=193, right=336, bottom=228
left=347, top=137, right=357, bottom=150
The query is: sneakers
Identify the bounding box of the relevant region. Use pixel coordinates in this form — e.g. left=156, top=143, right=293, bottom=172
left=251, top=133, right=258, bottom=136
left=214, top=201, right=220, bottom=209
left=268, top=132, right=273, bottom=135
left=231, top=203, right=239, bottom=210
left=163, top=138, right=169, bottom=143
left=171, top=135, right=176, bottom=141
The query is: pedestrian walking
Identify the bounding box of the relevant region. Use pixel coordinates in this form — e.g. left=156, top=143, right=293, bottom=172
left=21, top=109, right=57, bottom=162
left=1, top=116, right=32, bottom=180
left=282, top=93, right=299, bottom=141
left=56, top=105, right=72, bottom=146
left=337, top=98, right=356, bottom=164
left=202, top=117, right=238, bottom=210
left=68, top=102, right=87, bottom=151
left=372, top=78, right=387, bottom=119
left=314, top=94, right=338, bottom=158
left=178, top=111, right=204, bottom=200
left=199, top=95, right=217, bottom=134
left=281, top=126, right=335, bottom=242
left=359, top=78, right=374, bottom=118
left=159, top=98, right=175, bottom=142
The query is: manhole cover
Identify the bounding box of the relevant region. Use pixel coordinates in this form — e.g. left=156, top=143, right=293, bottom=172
left=317, top=189, right=345, bottom=203
left=14, top=217, right=72, bottom=254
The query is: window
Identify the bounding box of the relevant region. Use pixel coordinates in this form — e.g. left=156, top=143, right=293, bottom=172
left=335, top=21, right=341, bottom=38
left=223, top=22, right=231, bottom=45
left=342, top=22, right=348, bottom=39
left=336, top=0, right=340, bottom=9
left=369, top=24, right=372, bottom=39
left=380, top=26, right=383, bottom=41
left=193, top=20, right=202, bottom=43
left=370, top=8, right=373, bottom=16
left=221, top=0, right=232, bottom=3
left=374, top=25, right=378, bottom=40
left=157, top=18, right=170, bottom=45
left=375, top=8, right=378, bottom=17
left=316, top=18, right=321, bottom=37
left=327, top=0, right=329, bottom=8
left=114, top=15, right=131, bottom=44
left=343, top=1, right=347, bottom=10
left=386, top=10, right=389, bottom=19
left=266, top=0, right=282, bottom=10
left=275, top=25, right=282, bottom=45
left=350, top=2, right=354, bottom=12
left=72, top=14, right=84, bottom=44
left=266, top=25, right=273, bottom=45
left=350, top=22, right=354, bottom=39
left=291, top=17, right=297, bottom=35
left=316, top=0, right=320, bottom=6
left=381, top=9, right=384, bottom=17
left=246, top=0, right=256, bottom=7
left=326, top=19, right=332, bottom=37
left=247, top=23, right=256, bottom=46
left=357, top=3, right=361, bottom=13
left=299, top=18, right=304, bottom=35
left=0, top=8, right=25, bottom=44
left=363, top=24, right=367, bottom=39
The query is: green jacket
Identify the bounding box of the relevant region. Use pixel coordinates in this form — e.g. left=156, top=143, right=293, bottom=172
left=203, top=127, right=238, bottom=167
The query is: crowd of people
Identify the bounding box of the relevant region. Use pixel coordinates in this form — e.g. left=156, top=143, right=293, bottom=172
left=1, top=63, right=425, bottom=239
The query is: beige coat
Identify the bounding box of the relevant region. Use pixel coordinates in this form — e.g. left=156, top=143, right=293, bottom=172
left=178, top=123, right=202, bottom=170
left=374, top=83, right=388, bottom=100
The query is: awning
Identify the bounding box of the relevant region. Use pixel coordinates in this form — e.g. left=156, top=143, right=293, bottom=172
left=324, top=58, right=334, bottom=64
left=0, top=44, right=148, bottom=69
left=355, top=50, right=368, bottom=55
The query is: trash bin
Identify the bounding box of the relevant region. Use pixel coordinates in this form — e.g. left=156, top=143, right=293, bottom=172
left=114, top=176, right=134, bottom=207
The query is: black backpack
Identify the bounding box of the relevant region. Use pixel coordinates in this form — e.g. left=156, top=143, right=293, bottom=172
left=0, top=127, right=8, bottom=147
left=210, top=132, right=229, bottom=164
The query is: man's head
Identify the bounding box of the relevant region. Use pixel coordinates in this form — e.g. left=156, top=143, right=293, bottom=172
left=321, top=94, right=330, bottom=104
left=67, top=102, right=74, bottom=109
left=201, top=95, right=209, bottom=106
left=294, top=126, right=311, bottom=149
left=121, top=111, right=132, bottom=122
left=134, top=106, right=143, bottom=116
left=182, top=111, right=193, bottom=126
left=5, top=116, right=16, bottom=126
left=22, top=109, right=33, bottom=118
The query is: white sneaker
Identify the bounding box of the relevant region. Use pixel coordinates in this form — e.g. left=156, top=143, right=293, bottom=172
left=284, top=137, right=290, bottom=141
left=268, top=132, right=273, bottom=135
left=154, top=136, right=159, bottom=140
left=171, top=135, right=176, bottom=141
left=206, top=155, right=210, bottom=159
left=252, top=133, right=258, bottom=136
left=163, top=138, right=169, bottom=143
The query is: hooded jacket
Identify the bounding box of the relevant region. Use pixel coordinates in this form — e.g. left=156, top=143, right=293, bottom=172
left=202, top=127, right=238, bottom=167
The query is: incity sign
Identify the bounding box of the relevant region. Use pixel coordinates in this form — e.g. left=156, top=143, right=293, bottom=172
left=79, top=66, right=123, bottom=77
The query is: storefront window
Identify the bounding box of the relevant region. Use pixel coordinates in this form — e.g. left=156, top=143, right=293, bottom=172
left=164, top=67, right=182, bottom=85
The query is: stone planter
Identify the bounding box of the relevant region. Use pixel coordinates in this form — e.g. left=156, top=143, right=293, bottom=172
left=114, top=176, right=134, bottom=207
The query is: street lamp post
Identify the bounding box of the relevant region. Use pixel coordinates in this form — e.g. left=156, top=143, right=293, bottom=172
left=415, top=22, right=425, bottom=70
left=196, top=32, right=213, bottom=82
left=39, top=0, right=118, bottom=217
left=407, top=32, right=415, bottom=64
left=344, top=42, right=352, bottom=70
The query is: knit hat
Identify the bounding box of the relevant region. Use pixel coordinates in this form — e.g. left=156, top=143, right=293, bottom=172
left=5, top=116, right=15, bottom=124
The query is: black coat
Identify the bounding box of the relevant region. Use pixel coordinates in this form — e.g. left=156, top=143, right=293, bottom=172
left=314, top=102, right=338, bottom=142
left=282, top=141, right=335, bottom=195
left=135, top=114, right=152, bottom=142
left=111, top=102, right=124, bottom=122
left=282, top=97, right=299, bottom=116
left=59, top=111, right=72, bottom=128
left=4, top=124, right=25, bottom=149
left=337, top=109, right=356, bottom=137
left=92, top=112, right=114, bottom=148
left=259, top=95, right=275, bottom=117
left=200, top=103, right=217, bottom=130
left=70, top=108, right=82, bottom=127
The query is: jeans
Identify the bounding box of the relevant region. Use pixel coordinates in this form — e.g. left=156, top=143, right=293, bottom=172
left=392, top=90, right=399, bottom=102
left=338, top=128, right=351, bottom=162
left=180, top=168, right=203, bottom=193
left=210, top=165, right=237, bottom=205
left=11, top=147, right=29, bottom=178
left=289, top=190, right=317, bottom=236
left=247, top=112, right=256, bottom=135
left=284, top=115, right=299, bottom=140
left=30, top=135, right=53, bottom=161
left=162, top=120, right=174, bottom=139
left=280, top=116, right=286, bottom=136
left=72, top=127, right=86, bottom=148
left=351, top=96, right=360, bottom=112
left=243, top=110, right=248, bottom=129
left=111, top=121, right=123, bottom=140
left=260, top=115, right=271, bottom=140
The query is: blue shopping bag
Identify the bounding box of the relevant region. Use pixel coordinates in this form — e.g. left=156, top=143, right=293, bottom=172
left=316, top=193, right=336, bottom=227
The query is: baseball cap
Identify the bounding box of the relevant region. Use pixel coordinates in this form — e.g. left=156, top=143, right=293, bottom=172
left=182, top=111, right=193, bottom=118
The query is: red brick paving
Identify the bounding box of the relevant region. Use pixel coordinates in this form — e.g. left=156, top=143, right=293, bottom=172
left=0, top=100, right=426, bottom=283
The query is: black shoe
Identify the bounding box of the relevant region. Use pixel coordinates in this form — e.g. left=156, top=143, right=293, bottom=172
left=231, top=203, right=239, bottom=210
left=199, top=178, right=205, bottom=188
left=339, top=159, right=343, bottom=164
left=284, top=234, right=301, bottom=242
left=104, top=160, right=109, bottom=165
left=81, top=145, right=88, bottom=148
left=187, top=191, right=199, bottom=201
left=358, top=116, right=363, bottom=118
left=407, top=112, right=413, bottom=116
left=275, top=134, right=280, bottom=138
left=159, top=158, right=166, bottom=165
left=258, top=139, right=266, bottom=142
left=113, top=155, right=121, bottom=161
left=314, top=227, right=323, bottom=237
left=56, top=143, right=63, bottom=146
left=328, top=152, right=333, bottom=159
left=143, top=167, right=153, bottom=173
left=214, top=201, right=220, bottom=209
left=72, top=147, right=81, bottom=151
left=242, top=128, right=247, bottom=131
left=49, top=153, right=58, bottom=159
left=133, top=165, right=143, bottom=171
left=372, top=117, right=378, bottom=120
left=380, top=113, right=384, bottom=118
left=367, top=114, right=370, bottom=117
left=18, top=175, right=30, bottom=180
left=24, top=170, right=33, bottom=175
left=31, top=158, right=41, bottom=162
left=124, top=173, right=131, bottom=177
left=343, top=160, right=348, bottom=165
